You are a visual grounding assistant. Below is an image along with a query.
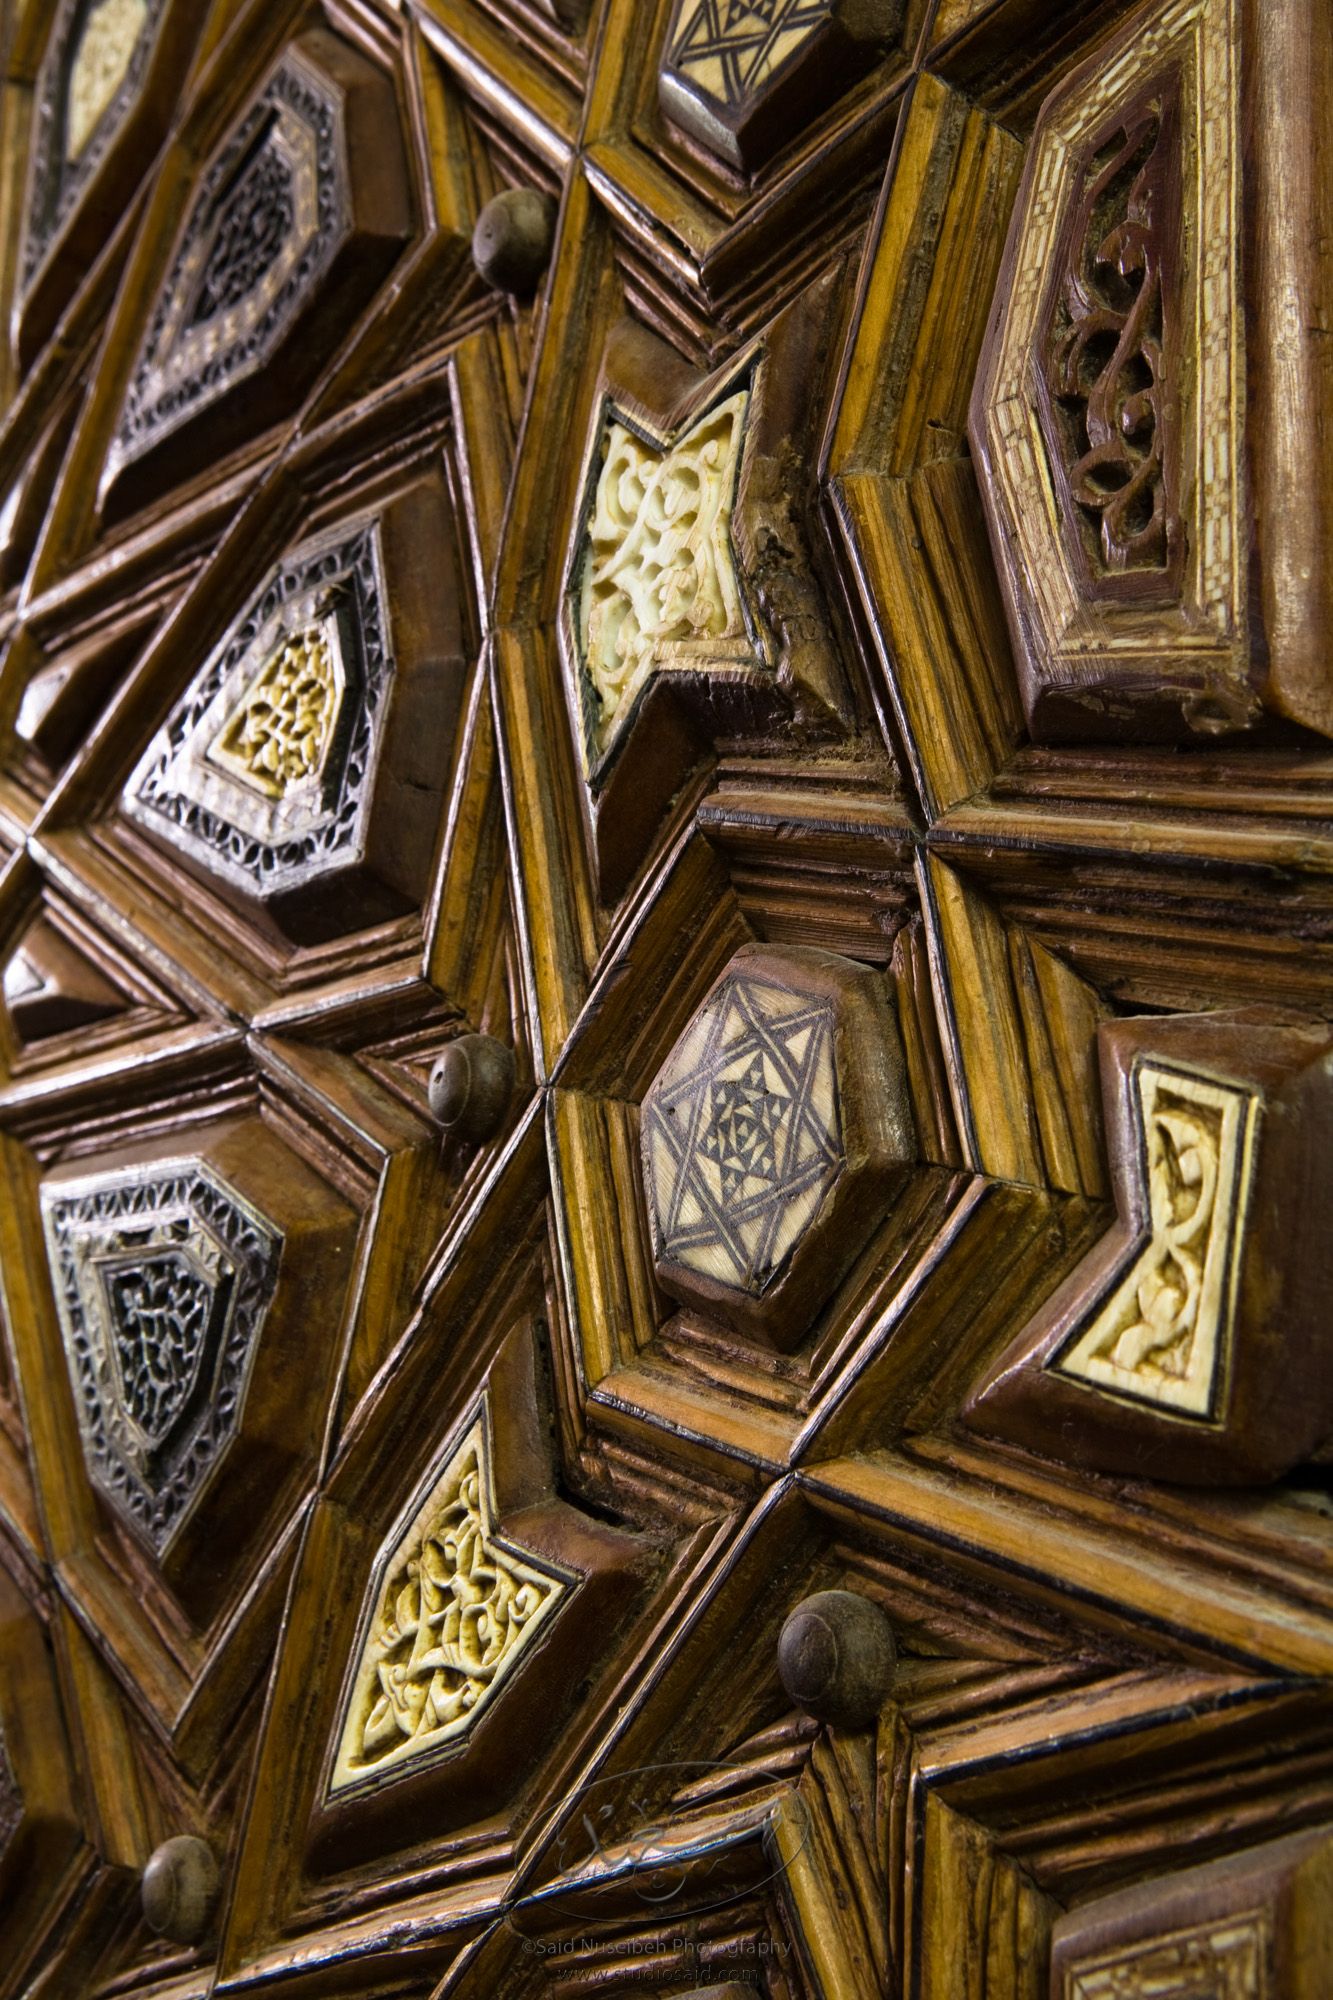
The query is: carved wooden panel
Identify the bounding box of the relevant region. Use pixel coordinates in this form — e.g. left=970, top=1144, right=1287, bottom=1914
left=0, top=0, right=1328, bottom=1995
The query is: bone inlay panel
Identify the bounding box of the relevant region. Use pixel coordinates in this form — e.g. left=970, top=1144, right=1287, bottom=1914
left=105, top=47, right=347, bottom=485
left=41, top=1160, right=282, bottom=1552
left=573, top=388, right=764, bottom=774
left=1061, top=1911, right=1268, bottom=1999
left=1052, top=1064, right=1255, bottom=1419
left=642, top=969, right=843, bottom=1299
left=123, top=520, right=391, bottom=900
left=330, top=1413, right=571, bottom=1794
left=21, top=0, right=165, bottom=289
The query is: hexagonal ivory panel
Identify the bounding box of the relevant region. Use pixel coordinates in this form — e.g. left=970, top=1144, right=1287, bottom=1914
left=329, top=1406, right=574, bottom=1795
left=659, top=0, right=904, bottom=173
left=21, top=0, right=164, bottom=294
left=641, top=943, right=915, bottom=1348
left=41, top=1158, right=282, bottom=1552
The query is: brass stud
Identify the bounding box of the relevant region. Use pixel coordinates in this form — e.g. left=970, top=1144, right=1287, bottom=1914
left=428, top=1034, right=515, bottom=1143
left=141, top=1835, right=219, bottom=1944
left=471, top=188, right=557, bottom=295
left=777, top=1589, right=896, bottom=1729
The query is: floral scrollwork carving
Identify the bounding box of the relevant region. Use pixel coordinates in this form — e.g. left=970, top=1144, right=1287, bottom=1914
left=1053, top=1063, right=1256, bottom=1419
left=1043, top=92, right=1184, bottom=584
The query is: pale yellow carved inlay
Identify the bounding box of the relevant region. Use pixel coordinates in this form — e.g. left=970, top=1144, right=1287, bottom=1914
left=577, top=389, right=761, bottom=760
left=206, top=626, right=342, bottom=799
left=65, top=0, right=148, bottom=162
left=329, top=1416, right=569, bottom=1793
left=1053, top=1064, right=1257, bottom=1418
left=1064, top=1909, right=1268, bottom=1998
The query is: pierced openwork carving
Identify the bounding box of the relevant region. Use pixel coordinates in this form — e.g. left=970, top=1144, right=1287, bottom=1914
left=1052, top=1064, right=1255, bottom=1418
left=642, top=969, right=843, bottom=1300
left=124, top=520, right=390, bottom=903
left=330, top=1413, right=571, bottom=1794
left=573, top=388, right=765, bottom=774
left=1061, top=1911, right=1268, bottom=1998
left=970, top=0, right=1255, bottom=740
left=20, top=0, right=165, bottom=290
left=207, top=627, right=343, bottom=799
left=104, top=48, right=347, bottom=488
left=1043, top=94, right=1183, bottom=583
left=41, top=1160, right=282, bottom=1552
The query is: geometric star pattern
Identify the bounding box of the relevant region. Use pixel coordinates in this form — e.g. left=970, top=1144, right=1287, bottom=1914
left=642, top=972, right=843, bottom=1297
left=668, top=0, right=831, bottom=106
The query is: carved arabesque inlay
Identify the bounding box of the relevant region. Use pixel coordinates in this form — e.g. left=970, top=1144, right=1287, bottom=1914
left=187, top=137, right=296, bottom=329
left=575, top=388, right=764, bottom=769
left=642, top=971, right=843, bottom=1298
left=1052, top=1063, right=1257, bottom=1418
left=330, top=1415, right=571, bottom=1793
left=1063, top=1909, right=1268, bottom=1998
left=206, top=627, right=342, bottom=799
left=1044, top=96, right=1182, bottom=580
left=125, top=522, right=390, bottom=900
left=21, top=0, right=166, bottom=290
left=42, top=1161, right=282, bottom=1552
left=667, top=0, right=831, bottom=107
left=66, top=0, right=148, bottom=161
left=106, top=51, right=346, bottom=484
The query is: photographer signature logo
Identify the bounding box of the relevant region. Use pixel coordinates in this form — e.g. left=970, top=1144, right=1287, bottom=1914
left=508, top=1758, right=812, bottom=1930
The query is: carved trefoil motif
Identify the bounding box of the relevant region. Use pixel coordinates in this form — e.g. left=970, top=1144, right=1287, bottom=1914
left=41, top=1159, right=282, bottom=1551
left=659, top=0, right=904, bottom=172
left=20, top=0, right=165, bottom=292
left=1051, top=1063, right=1255, bottom=1419
left=104, top=46, right=345, bottom=491
left=571, top=386, right=767, bottom=778
left=330, top=1410, right=573, bottom=1794
left=123, top=519, right=391, bottom=908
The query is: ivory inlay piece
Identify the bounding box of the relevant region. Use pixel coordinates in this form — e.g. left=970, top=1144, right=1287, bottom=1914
left=1061, top=1913, right=1268, bottom=2000
left=659, top=0, right=902, bottom=172
left=20, top=0, right=166, bottom=293
left=970, top=0, right=1251, bottom=739
left=642, top=968, right=842, bottom=1299
left=124, top=521, right=390, bottom=903
left=667, top=0, right=833, bottom=108
left=66, top=0, right=148, bottom=161
left=41, top=1160, right=282, bottom=1551
left=105, top=49, right=346, bottom=487
left=207, top=627, right=343, bottom=799
left=1052, top=1064, right=1255, bottom=1418
left=330, top=1415, right=571, bottom=1793
left=575, top=390, right=763, bottom=769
